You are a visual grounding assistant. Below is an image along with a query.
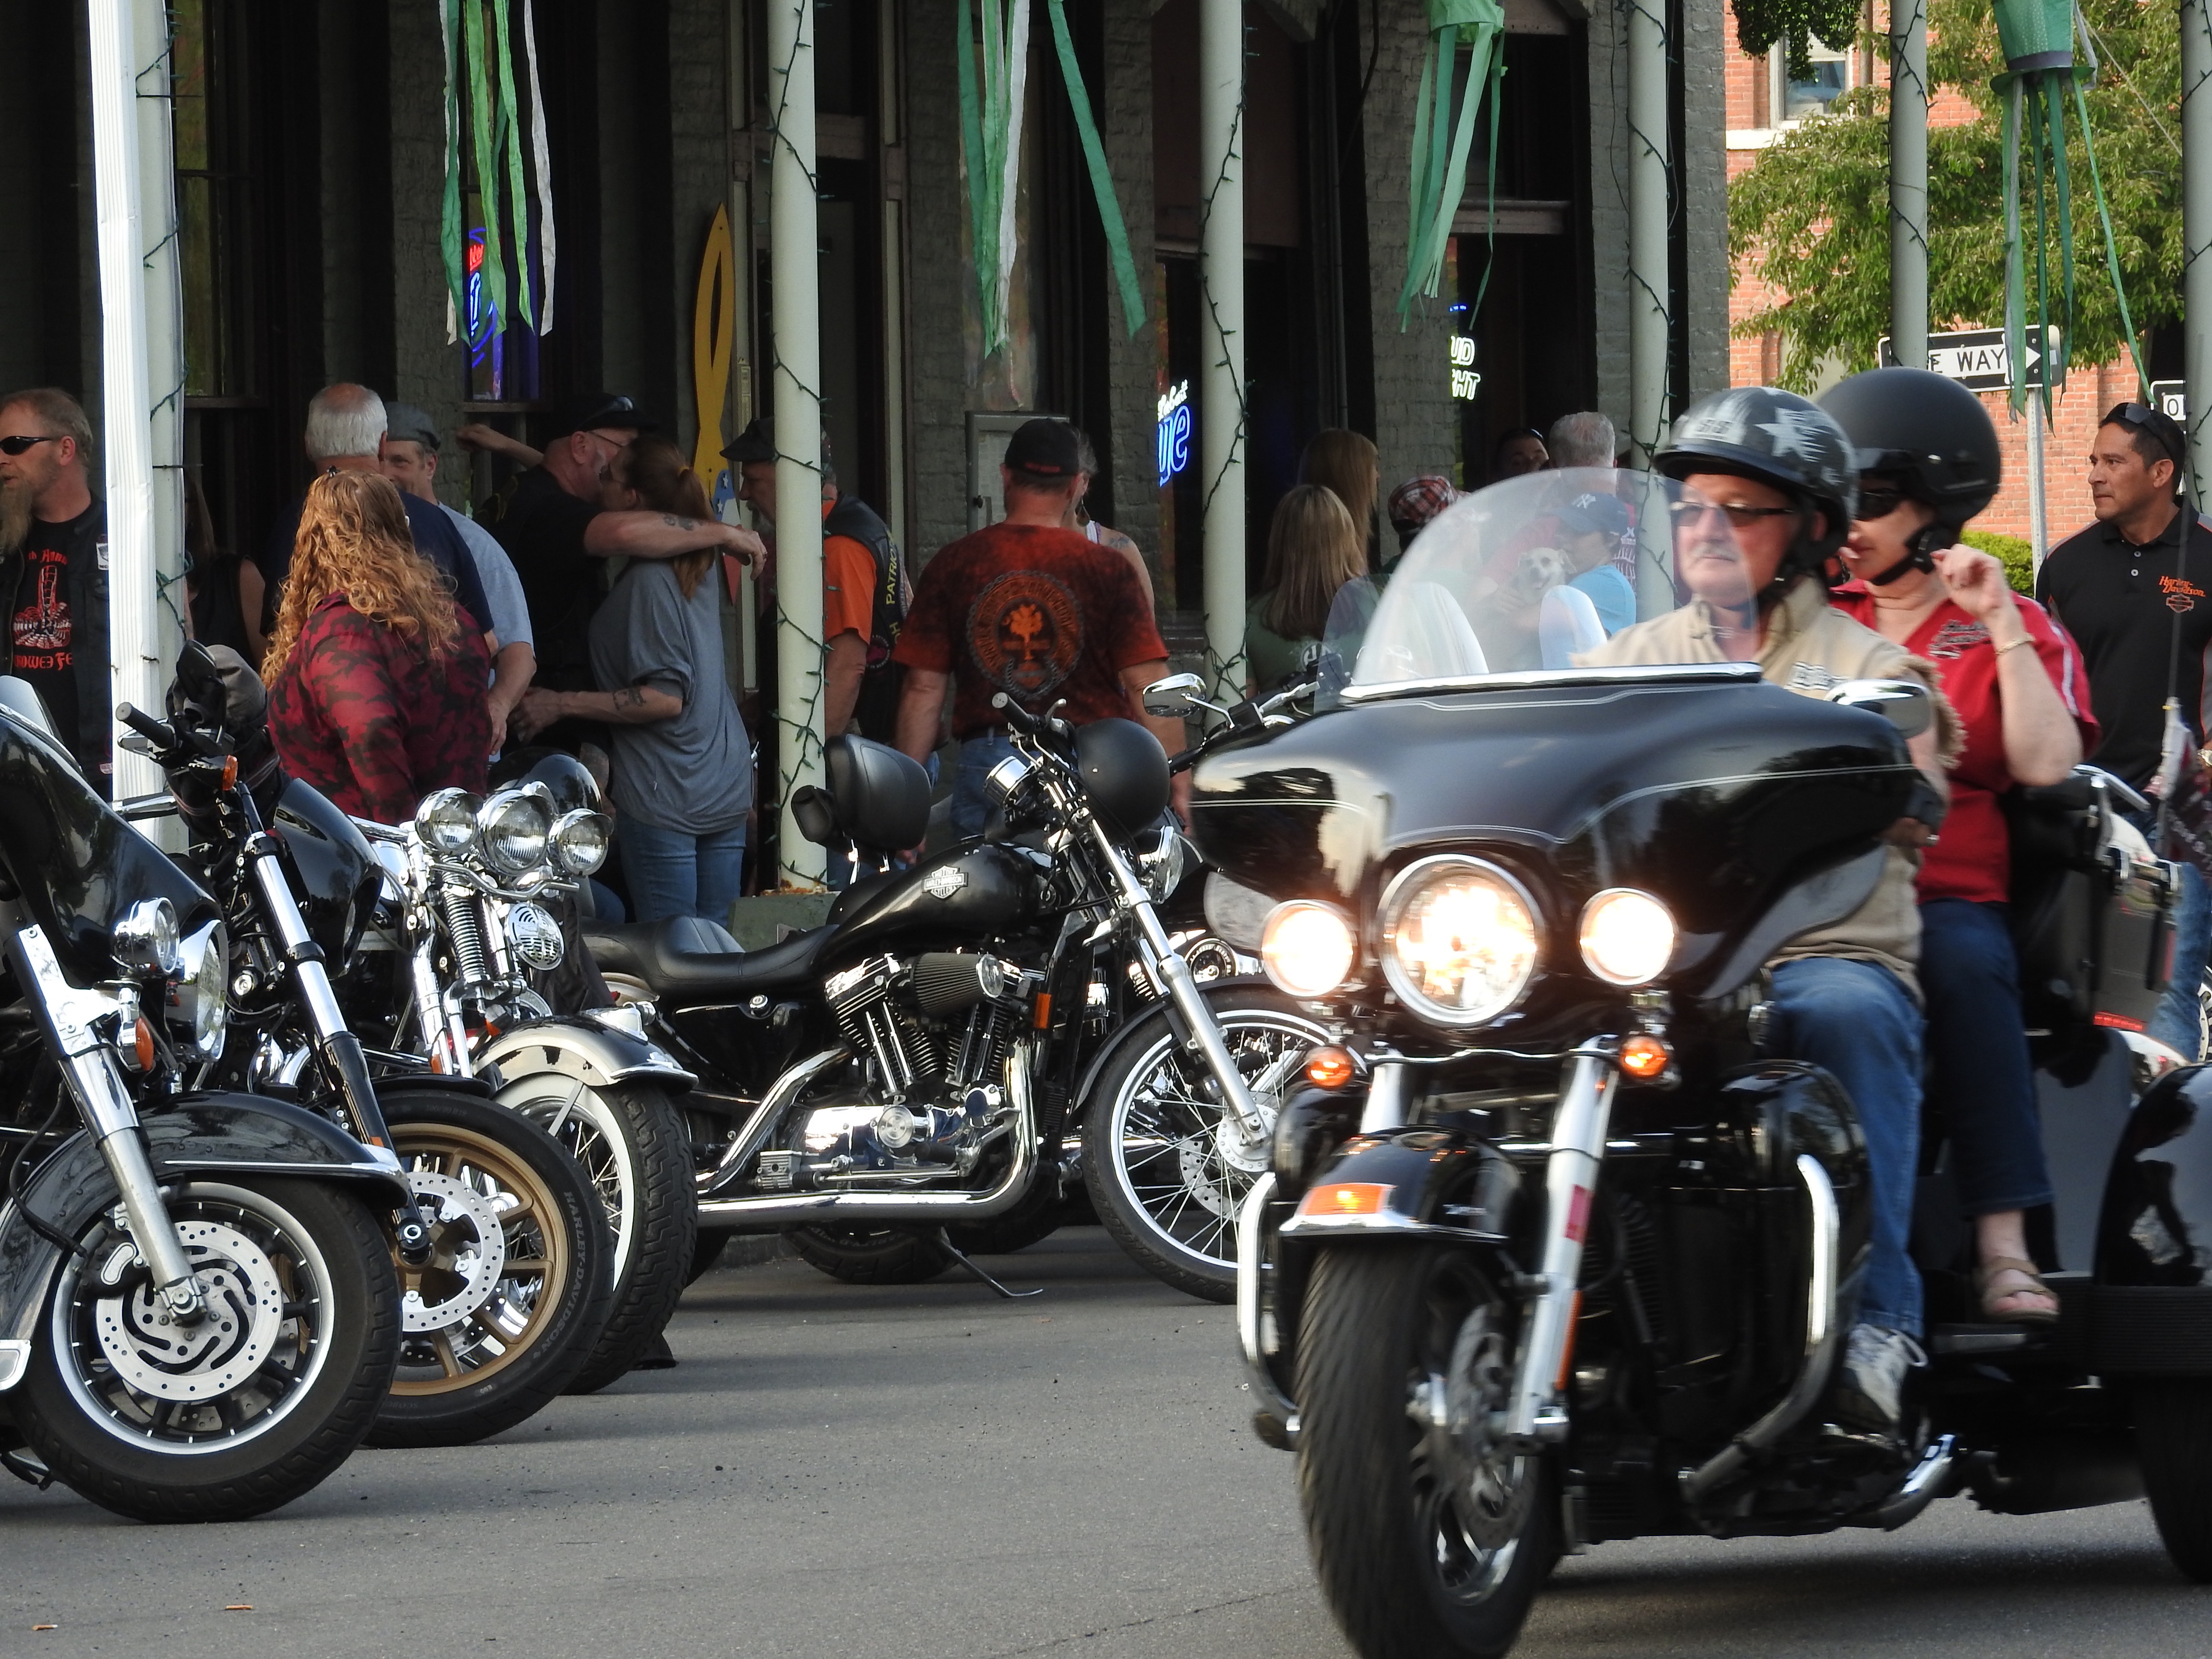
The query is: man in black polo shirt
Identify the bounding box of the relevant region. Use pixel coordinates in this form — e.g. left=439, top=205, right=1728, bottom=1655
left=2038, top=401, right=2212, bottom=1057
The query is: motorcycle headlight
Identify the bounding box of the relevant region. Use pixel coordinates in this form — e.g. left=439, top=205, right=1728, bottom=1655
left=504, top=900, right=566, bottom=971
left=166, top=919, right=228, bottom=1060
left=1133, top=826, right=1193, bottom=903
left=550, top=808, right=612, bottom=876
left=985, top=753, right=1033, bottom=805
left=1579, top=889, right=1675, bottom=986
left=1261, top=901, right=1357, bottom=1000
left=112, top=897, right=181, bottom=978
left=1379, top=855, right=1540, bottom=1028
left=416, top=788, right=481, bottom=854
left=477, top=789, right=552, bottom=874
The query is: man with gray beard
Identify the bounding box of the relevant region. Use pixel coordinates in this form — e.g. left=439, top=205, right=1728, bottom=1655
left=0, top=389, right=109, bottom=793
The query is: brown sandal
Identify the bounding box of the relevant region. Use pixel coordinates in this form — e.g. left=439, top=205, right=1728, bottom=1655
left=1976, top=1256, right=2059, bottom=1325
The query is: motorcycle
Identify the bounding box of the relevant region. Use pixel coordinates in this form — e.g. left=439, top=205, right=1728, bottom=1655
left=1208, top=469, right=2212, bottom=1658
left=0, top=678, right=405, bottom=1521
left=118, top=644, right=611, bottom=1447
left=577, top=697, right=1273, bottom=1295
left=342, top=755, right=697, bottom=1393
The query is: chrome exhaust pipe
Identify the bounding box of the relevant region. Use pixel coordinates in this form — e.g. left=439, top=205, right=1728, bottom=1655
left=698, top=1045, right=852, bottom=1199
left=696, top=1042, right=1040, bottom=1228
left=1680, top=1154, right=1841, bottom=1503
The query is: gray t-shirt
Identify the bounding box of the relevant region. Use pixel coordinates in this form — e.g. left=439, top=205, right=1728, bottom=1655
left=588, top=560, right=753, bottom=833
left=440, top=502, right=534, bottom=649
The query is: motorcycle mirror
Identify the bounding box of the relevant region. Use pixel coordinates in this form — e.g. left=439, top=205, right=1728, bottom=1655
left=1827, top=678, right=1933, bottom=739
left=1142, top=672, right=1206, bottom=718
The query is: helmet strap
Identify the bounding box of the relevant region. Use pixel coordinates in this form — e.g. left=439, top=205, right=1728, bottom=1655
left=1863, top=521, right=1951, bottom=587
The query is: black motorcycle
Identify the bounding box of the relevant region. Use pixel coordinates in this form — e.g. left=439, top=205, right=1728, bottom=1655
left=117, top=644, right=610, bottom=1448
left=0, top=679, right=405, bottom=1521
left=1208, top=471, right=2212, bottom=1658
left=579, top=693, right=1277, bottom=1294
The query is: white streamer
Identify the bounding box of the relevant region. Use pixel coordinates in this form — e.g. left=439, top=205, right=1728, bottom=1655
left=995, top=0, right=1030, bottom=342
left=522, top=0, right=556, bottom=335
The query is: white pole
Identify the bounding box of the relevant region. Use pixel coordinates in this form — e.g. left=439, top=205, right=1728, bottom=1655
left=2186, top=0, right=2212, bottom=497
left=1627, top=0, right=1671, bottom=460
left=1198, top=0, right=1246, bottom=701
left=87, top=0, right=163, bottom=799
left=1888, top=0, right=1929, bottom=371
left=2028, top=382, right=2049, bottom=572
left=768, top=0, right=825, bottom=890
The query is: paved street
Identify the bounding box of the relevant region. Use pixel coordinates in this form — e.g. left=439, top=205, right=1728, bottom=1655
left=1, top=1226, right=2207, bottom=1659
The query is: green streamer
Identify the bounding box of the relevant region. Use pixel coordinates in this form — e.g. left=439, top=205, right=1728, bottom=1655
left=463, top=0, right=508, bottom=337
left=440, top=0, right=467, bottom=330
left=2070, top=76, right=2152, bottom=406
left=491, top=0, right=534, bottom=327
left=1398, top=0, right=1505, bottom=326
left=2002, top=80, right=2025, bottom=419
left=1045, top=0, right=1144, bottom=335
left=956, top=0, right=1001, bottom=350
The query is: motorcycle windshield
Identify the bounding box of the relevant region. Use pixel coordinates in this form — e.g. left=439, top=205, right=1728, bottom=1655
left=1322, top=469, right=1757, bottom=702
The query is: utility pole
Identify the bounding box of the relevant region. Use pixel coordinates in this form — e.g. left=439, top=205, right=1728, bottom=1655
left=1628, top=0, right=1671, bottom=460
left=1889, top=0, right=1930, bottom=371
left=1198, top=0, right=1246, bottom=702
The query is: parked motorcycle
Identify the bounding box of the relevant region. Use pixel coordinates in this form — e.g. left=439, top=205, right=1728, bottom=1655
left=120, top=644, right=610, bottom=1448
left=0, top=679, right=404, bottom=1521
left=343, top=754, right=697, bottom=1393
left=578, top=697, right=1274, bottom=1295
left=1210, top=470, right=2212, bottom=1658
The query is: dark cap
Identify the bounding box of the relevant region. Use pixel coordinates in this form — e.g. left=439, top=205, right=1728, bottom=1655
left=383, top=401, right=441, bottom=452
left=556, top=393, right=653, bottom=437
left=1555, top=491, right=1629, bottom=539
left=1003, top=418, right=1085, bottom=479
left=721, top=415, right=833, bottom=469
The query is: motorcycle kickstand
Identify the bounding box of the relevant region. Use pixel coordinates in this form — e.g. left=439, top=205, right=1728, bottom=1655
left=935, top=1229, right=1043, bottom=1299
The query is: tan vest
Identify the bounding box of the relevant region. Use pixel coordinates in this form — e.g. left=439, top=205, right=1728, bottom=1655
left=1585, top=578, right=1961, bottom=995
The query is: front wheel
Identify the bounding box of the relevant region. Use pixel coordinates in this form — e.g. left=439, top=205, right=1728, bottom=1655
left=16, top=1177, right=401, bottom=1523
left=2137, top=1380, right=2212, bottom=1580
left=1296, top=1242, right=1556, bottom=1659
left=1082, top=985, right=1327, bottom=1302
left=494, top=1071, right=697, bottom=1394
left=365, top=1091, right=611, bottom=1447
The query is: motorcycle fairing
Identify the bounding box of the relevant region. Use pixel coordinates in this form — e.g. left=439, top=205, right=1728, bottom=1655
left=270, top=777, right=381, bottom=971
left=0, top=1092, right=409, bottom=1377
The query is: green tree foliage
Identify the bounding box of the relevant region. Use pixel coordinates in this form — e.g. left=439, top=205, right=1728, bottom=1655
left=1729, top=0, right=2182, bottom=391
left=1733, top=0, right=1863, bottom=81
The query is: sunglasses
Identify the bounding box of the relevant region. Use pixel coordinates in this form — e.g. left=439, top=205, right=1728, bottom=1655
left=0, top=435, right=59, bottom=457
left=1853, top=484, right=1910, bottom=522
left=1670, top=498, right=1799, bottom=529
left=2104, top=402, right=2186, bottom=470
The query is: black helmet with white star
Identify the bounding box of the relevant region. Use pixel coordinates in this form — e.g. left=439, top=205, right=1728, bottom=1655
left=1654, top=386, right=1858, bottom=572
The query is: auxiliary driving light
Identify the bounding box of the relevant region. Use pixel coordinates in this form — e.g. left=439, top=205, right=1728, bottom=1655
left=1261, top=901, right=1357, bottom=1000
left=1579, top=889, right=1675, bottom=986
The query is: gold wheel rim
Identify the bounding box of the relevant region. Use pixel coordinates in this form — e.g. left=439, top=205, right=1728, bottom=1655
left=387, top=1121, right=570, bottom=1397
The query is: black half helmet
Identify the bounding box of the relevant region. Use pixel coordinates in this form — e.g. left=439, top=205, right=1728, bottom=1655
left=1074, top=718, right=1171, bottom=842
left=520, top=751, right=603, bottom=814
left=1655, top=386, right=1858, bottom=566
left=1817, top=367, right=2001, bottom=532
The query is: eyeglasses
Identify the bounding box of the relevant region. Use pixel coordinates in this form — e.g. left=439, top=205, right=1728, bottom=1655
left=1853, top=484, right=1910, bottom=522
left=2104, top=402, right=2187, bottom=470
left=1670, top=499, right=1799, bottom=529
left=0, top=435, right=59, bottom=457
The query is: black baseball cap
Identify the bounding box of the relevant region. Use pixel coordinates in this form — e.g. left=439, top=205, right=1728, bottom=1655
left=383, top=401, right=441, bottom=451
left=555, top=393, right=652, bottom=437
left=1003, top=418, right=1085, bottom=479
left=721, top=415, right=835, bottom=468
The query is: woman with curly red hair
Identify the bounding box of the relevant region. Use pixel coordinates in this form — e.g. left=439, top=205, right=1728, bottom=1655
left=264, top=470, right=492, bottom=823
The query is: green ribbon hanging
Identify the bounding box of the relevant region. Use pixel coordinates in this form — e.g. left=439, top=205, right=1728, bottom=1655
left=462, top=0, right=508, bottom=338
left=957, top=0, right=1011, bottom=352
left=1400, top=0, right=1504, bottom=326
left=439, top=0, right=467, bottom=337
left=1045, top=0, right=1145, bottom=335
left=491, top=0, right=535, bottom=328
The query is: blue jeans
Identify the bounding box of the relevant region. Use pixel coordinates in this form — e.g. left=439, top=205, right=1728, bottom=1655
left=1768, top=956, right=1925, bottom=1337
left=950, top=729, right=1019, bottom=842
left=1919, top=900, right=2055, bottom=1216
left=619, top=819, right=747, bottom=925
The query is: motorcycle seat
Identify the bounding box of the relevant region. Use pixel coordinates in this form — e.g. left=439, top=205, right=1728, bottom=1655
left=579, top=915, right=830, bottom=1001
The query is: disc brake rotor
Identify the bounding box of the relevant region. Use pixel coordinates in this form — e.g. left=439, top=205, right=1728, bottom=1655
left=399, top=1170, right=510, bottom=1333
left=93, top=1220, right=284, bottom=1402
left=1437, top=1307, right=1533, bottom=1551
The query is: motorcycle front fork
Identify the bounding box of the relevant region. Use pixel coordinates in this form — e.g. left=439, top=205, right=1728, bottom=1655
left=1361, top=1044, right=1620, bottom=1447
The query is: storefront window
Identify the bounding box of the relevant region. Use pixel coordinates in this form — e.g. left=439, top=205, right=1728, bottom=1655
left=457, top=0, right=547, bottom=404
left=1780, top=42, right=1850, bottom=121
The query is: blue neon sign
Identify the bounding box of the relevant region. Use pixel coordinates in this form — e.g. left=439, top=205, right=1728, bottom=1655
left=1156, top=381, right=1192, bottom=487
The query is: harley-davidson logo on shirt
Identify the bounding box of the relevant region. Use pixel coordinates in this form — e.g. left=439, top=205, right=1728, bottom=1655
left=1925, top=618, right=1992, bottom=660
left=2162, top=575, right=2204, bottom=614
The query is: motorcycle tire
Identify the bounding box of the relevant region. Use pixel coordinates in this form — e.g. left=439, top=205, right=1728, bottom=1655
left=365, top=1091, right=611, bottom=1448
left=16, top=1177, right=402, bottom=1524
left=2137, top=1380, right=2212, bottom=1581
left=493, top=1074, right=697, bottom=1395
left=787, top=1224, right=955, bottom=1284
left=1296, top=1241, right=1557, bottom=1659
left=1082, top=985, right=1328, bottom=1303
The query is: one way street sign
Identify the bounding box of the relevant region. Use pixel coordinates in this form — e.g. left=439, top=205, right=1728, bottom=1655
left=1879, top=326, right=2059, bottom=391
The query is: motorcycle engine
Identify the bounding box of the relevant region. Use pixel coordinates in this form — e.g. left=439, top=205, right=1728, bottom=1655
left=759, top=951, right=1035, bottom=1190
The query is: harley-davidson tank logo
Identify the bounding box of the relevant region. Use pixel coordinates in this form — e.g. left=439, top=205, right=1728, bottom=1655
left=967, top=570, right=1084, bottom=700
left=922, top=865, right=968, bottom=899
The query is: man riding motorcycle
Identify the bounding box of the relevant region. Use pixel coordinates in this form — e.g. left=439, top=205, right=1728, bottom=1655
left=1586, top=386, right=1960, bottom=1441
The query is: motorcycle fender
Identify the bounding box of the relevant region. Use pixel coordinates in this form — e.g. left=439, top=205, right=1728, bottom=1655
left=1278, top=1129, right=1524, bottom=1242
left=478, top=1017, right=698, bottom=1095
left=0, top=1092, right=410, bottom=1386
left=1070, top=974, right=1273, bottom=1115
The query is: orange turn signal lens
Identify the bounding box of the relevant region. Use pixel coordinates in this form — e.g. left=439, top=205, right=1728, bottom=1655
left=1305, top=1046, right=1357, bottom=1089
left=1619, top=1033, right=1671, bottom=1078
left=132, top=1017, right=156, bottom=1073
left=1298, top=1181, right=1390, bottom=1219
left=220, top=755, right=238, bottom=790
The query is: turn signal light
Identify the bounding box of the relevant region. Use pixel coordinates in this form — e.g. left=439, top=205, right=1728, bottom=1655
left=220, top=755, right=238, bottom=790
left=1619, top=1033, right=1671, bottom=1078
left=132, top=1017, right=156, bottom=1073
left=1298, top=1182, right=1389, bottom=1218
left=1306, top=1046, right=1357, bottom=1089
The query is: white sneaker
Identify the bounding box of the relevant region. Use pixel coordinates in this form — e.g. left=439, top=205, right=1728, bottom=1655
left=1834, top=1323, right=1926, bottom=1438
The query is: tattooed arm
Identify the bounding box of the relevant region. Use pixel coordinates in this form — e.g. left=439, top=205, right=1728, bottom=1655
left=582, top=510, right=766, bottom=567
left=511, top=680, right=683, bottom=743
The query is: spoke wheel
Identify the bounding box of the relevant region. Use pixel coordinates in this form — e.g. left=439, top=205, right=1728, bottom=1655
left=1083, top=985, right=1326, bottom=1302
left=1296, top=1242, right=1556, bottom=1659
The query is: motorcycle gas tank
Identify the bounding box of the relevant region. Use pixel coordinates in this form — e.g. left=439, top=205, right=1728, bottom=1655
left=271, top=776, right=380, bottom=969
left=0, top=711, right=215, bottom=985
left=1190, top=674, right=1913, bottom=957
left=817, top=843, right=1041, bottom=970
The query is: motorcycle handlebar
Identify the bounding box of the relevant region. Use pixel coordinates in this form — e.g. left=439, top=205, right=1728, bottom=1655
left=116, top=701, right=177, bottom=752
left=991, top=692, right=1070, bottom=741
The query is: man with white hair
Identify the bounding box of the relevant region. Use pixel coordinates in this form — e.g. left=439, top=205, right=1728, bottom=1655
left=248, top=384, right=495, bottom=657
left=0, top=387, right=112, bottom=791
left=1547, top=410, right=1619, bottom=470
